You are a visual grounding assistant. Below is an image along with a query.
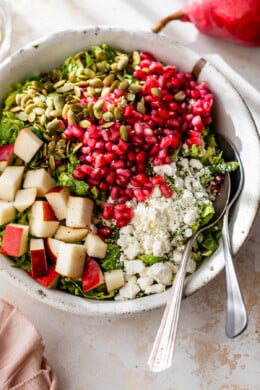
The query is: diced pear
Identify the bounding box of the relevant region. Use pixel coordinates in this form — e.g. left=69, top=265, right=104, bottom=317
left=44, top=237, right=60, bottom=264
left=0, top=144, right=14, bottom=172
left=0, top=166, right=24, bottom=201
left=66, top=196, right=93, bottom=228
left=29, top=265, right=59, bottom=289
left=14, top=127, right=43, bottom=163
left=31, top=201, right=57, bottom=221
left=55, top=242, right=86, bottom=278
left=0, top=223, right=29, bottom=257
left=30, top=238, right=48, bottom=278
left=104, top=269, right=125, bottom=293
left=30, top=219, right=60, bottom=238
left=14, top=188, right=37, bottom=212
left=0, top=201, right=15, bottom=225
left=84, top=233, right=107, bottom=259
left=82, top=257, right=104, bottom=292
left=54, top=225, right=89, bottom=243
left=45, top=186, right=69, bottom=220
left=23, top=169, right=56, bottom=197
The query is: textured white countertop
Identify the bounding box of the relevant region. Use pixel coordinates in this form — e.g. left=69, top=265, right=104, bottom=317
left=0, top=1, right=260, bottom=389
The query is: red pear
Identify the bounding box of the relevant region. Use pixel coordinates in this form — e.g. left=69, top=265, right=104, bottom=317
left=152, top=0, right=260, bottom=47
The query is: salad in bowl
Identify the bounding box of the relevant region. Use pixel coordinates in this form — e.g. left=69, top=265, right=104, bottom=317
left=0, top=43, right=239, bottom=302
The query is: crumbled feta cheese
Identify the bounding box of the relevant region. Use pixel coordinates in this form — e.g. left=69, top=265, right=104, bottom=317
left=165, top=261, right=179, bottom=274
left=187, top=259, right=196, bottom=273
left=153, top=162, right=176, bottom=177
left=151, top=187, right=161, bottom=198
left=116, top=279, right=140, bottom=300
left=148, top=262, right=172, bottom=286
left=183, top=209, right=197, bottom=226
left=137, top=276, right=154, bottom=291
left=172, top=250, right=183, bottom=264
left=124, top=260, right=145, bottom=275
left=184, top=228, right=193, bottom=238
left=189, top=158, right=203, bottom=170
left=116, top=156, right=214, bottom=293
left=145, top=283, right=166, bottom=294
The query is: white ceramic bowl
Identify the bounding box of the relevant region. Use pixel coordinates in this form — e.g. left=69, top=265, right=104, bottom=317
left=0, top=27, right=259, bottom=317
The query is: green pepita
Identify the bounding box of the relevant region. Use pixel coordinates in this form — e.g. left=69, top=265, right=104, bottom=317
left=103, top=111, right=114, bottom=122
left=151, top=87, right=161, bottom=97
left=79, top=119, right=91, bottom=128
left=88, top=78, right=103, bottom=88
left=102, top=121, right=115, bottom=129
left=118, top=80, right=129, bottom=90
left=120, top=125, right=129, bottom=141
left=173, top=91, right=186, bottom=102
left=114, top=107, right=124, bottom=121
left=103, top=73, right=115, bottom=86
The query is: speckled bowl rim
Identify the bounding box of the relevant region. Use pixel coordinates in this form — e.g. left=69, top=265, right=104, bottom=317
left=0, top=27, right=259, bottom=317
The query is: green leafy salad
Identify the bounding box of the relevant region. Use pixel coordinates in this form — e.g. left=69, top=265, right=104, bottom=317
left=0, top=44, right=238, bottom=301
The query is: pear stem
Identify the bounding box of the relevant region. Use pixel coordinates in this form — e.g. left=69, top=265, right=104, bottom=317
left=152, top=11, right=185, bottom=33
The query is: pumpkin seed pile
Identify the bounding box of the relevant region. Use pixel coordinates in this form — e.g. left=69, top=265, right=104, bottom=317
left=4, top=44, right=143, bottom=172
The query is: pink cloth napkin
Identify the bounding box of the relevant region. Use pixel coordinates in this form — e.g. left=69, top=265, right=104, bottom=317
left=0, top=299, right=57, bottom=390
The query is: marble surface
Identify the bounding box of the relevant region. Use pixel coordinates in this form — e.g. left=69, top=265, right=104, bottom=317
left=0, top=1, right=260, bottom=389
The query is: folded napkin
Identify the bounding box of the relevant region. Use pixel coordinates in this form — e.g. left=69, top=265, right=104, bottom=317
left=0, top=299, right=57, bottom=390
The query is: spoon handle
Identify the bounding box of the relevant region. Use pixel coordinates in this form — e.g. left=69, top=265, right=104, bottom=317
left=222, top=211, right=248, bottom=338
left=147, top=236, right=194, bottom=372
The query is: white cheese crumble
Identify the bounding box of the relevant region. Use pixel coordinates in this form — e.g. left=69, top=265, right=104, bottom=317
left=115, top=157, right=214, bottom=300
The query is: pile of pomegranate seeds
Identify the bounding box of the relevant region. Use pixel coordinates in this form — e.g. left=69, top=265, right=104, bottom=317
left=64, top=51, right=214, bottom=228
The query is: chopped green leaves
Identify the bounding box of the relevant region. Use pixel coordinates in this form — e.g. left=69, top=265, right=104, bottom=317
left=139, top=254, right=163, bottom=265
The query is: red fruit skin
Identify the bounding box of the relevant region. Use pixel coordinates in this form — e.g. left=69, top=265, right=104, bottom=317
left=82, top=257, right=104, bottom=293
left=0, top=226, right=23, bottom=257
left=29, top=265, right=59, bottom=289
left=30, top=249, right=48, bottom=278
left=0, top=144, right=14, bottom=161
left=183, top=0, right=260, bottom=46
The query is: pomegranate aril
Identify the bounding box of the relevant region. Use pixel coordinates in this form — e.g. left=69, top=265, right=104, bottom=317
left=99, top=182, right=108, bottom=191
left=135, top=173, right=149, bottom=184
left=73, top=168, right=85, bottom=180
left=98, top=227, right=111, bottom=238
left=160, top=184, right=173, bottom=198
left=117, top=219, right=129, bottom=228
left=152, top=176, right=165, bottom=185
left=106, top=171, right=116, bottom=185
left=79, top=164, right=93, bottom=175
left=133, top=189, right=146, bottom=202
left=111, top=186, right=120, bottom=200
left=102, top=206, right=114, bottom=220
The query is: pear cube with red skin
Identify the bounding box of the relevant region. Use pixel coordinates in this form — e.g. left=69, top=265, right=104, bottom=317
left=0, top=144, right=14, bottom=171
left=82, top=257, right=104, bottom=293
left=31, top=201, right=57, bottom=221
left=44, top=238, right=60, bottom=264
left=0, top=166, right=24, bottom=201
left=84, top=233, right=107, bottom=259
left=66, top=196, right=94, bottom=228
left=29, top=219, right=60, bottom=238
left=0, top=224, right=29, bottom=257
left=23, top=169, right=56, bottom=197
left=104, top=269, right=125, bottom=293
left=45, top=186, right=69, bottom=221
left=29, top=265, right=59, bottom=289
left=14, top=127, right=43, bottom=163
left=0, top=201, right=16, bottom=225
left=14, top=188, right=37, bottom=213
left=54, top=225, right=89, bottom=243
left=55, top=242, right=86, bottom=278
left=30, top=238, right=48, bottom=278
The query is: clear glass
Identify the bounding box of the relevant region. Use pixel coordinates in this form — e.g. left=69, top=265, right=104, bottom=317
left=0, top=0, right=11, bottom=62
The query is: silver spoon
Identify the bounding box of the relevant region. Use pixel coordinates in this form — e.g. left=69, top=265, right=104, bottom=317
left=215, top=134, right=247, bottom=338
left=148, top=171, right=231, bottom=372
